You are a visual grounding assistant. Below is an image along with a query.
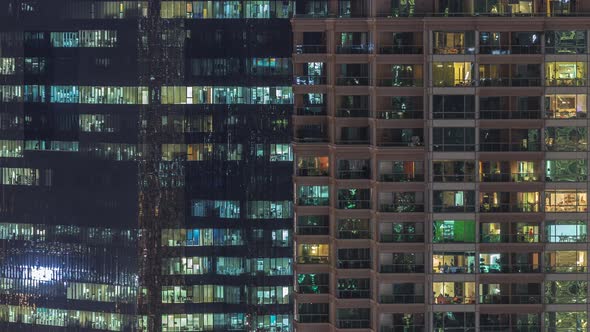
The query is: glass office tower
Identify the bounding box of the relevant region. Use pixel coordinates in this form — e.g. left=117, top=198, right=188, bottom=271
left=292, top=1, right=590, bottom=331
left=0, top=1, right=293, bottom=331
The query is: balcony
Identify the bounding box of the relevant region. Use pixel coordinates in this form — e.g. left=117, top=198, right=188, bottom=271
left=480, top=110, right=542, bottom=119
left=337, top=200, right=371, bottom=210
left=337, top=44, right=372, bottom=54
left=379, top=203, right=424, bottom=213
left=380, top=222, right=424, bottom=243
left=380, top=44, right=423, bottom=54
left=377, top=129, right=423, bottom=148
left=378, top=77, right=423, bottom=87
left=433, top=282, right=476, bottom=304
left=297, top=156, right=329, bottom=177
left=336, top=108, right=369, bottom=118
left=380, top=263, right=425, bottom=274
left=296, top=105, right=327, bottom=116
left=380, top=294, right=424, bottom=304
left=479, top=129, right=541, bottom=152
left=336, top=76, right=369, bottom=86
left=380, top=253, right=424, bottom=273
left=375, top=110, right=423, bottom=119
left=295, top=125, right=329, bottom=143
left=479, top=203, right=539, bottom=213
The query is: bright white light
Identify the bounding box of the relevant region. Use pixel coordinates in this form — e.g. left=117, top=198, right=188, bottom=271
left=24, top=266, right=56, bottom=281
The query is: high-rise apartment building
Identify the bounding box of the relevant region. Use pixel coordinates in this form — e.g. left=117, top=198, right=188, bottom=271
left=0, top=1, right=294, bottom=331
left=292, top=1, right=590, bottom=331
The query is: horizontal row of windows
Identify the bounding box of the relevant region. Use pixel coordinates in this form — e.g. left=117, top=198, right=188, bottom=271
left=296, top=126, right=588, bottom=152
left=161, top=285, right=290, bottom=305
left=162, top=313, right=291, bottom=332
left=161, top=256, right=291, bottom=276
left=0, top=167, right=52, bottom=186
left=297, top=158, right=587, bottom=184
left=55, top=0, right=294, bottom=20
left=161, top=0, right=293, bottom=19
left=191, top=57, right=291, bottom=77
left=0, top=304, right=145, bottom=331
left=161, top=228, right=290, bottom=247
left=297, top=306, right=585, bottom=332
left=190, top=200, right=292, bottom=219
left=296, top=245, right=590, bottom=273
left=1, top=141, right=291, bottom=162
left=161, top=86, right=292, bottom=104
left=0, top=86, right=293, bottom=104
left=297, top=185, right=588, bottom=213
left=66, top=282, right=137, bottom=303
left=0, top=223, right=138, bottom=245
left=50, top=30, right=117, bottom=48
left=163, top=143, right=291, bottom=161
left=298, top=0, right=584, bottom=18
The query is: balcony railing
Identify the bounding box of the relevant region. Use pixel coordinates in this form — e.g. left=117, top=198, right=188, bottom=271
left=379, top=45, right=423, bottom=54
left=296, top=256, right=329, bottom=264
left=479, top=143, right=541, bottom=152
left=337, top=259, right=372, bottom=269
left=336, top=139, right=370, bottom=145
left=479, top=45, right=541, bottom=55
left=434, top=265, right=473, bottom=274
left=295, top=44, right=326, bottom=54
left=336, top=108, right=369, bottom=117
left=432, top=205, right=476, bottom=213
left=380, top=294, right=424, bottom=304
left=479, top=78, right=542, bottom=87
left=379, top=203, right=424, bottom=213
left=479, top=263, right=540, bottom=273
left=338, top=290, right=371, bottom=299
left=337, top=170, right=370, bottom=179
left=480, top=233, right=540, bottom=243
left=375, top=110, right=423, bottom=119
left=479, top=203, right=540, bottom=213
left=294, top=136, right=329, bottom=143
left=336, top=76, right=369, bottom=86
left=338, top=230, right=371, bottom=239
left=294, top=75, right=326, bottom=85
left=479, top=294, right=542, bottom=304
left=379, top=233, right=425, bottom=243
left=380, top=264, right=425, bottom=273
left=296, top=106, right=326, bottom=116
left=297, top=168, right=329, bottom=177
left=297, top=226, right=329, bottom=236
left=545, top=78, right=587, bottom=87
left=297, top=197, right=329, bottom=206
left=479, top=110, right=542, bottom=119
left=336, top=45, right=372, bottom=54
left=337, top=200, right=371, bottom=209
left=336, top=320, right=371, bottom=329
left=378, top=78, right=423, bottom=87
left=545, top=265, right=586, bottom=273
left=433, top=174, right=476, bottom=182
left=433, top=294, right=476, bottom=304
left=379, top=173, right=424, bottom=182
left=480, top=172, right=540, bottom=182
left=433, top=79, right=475, bottom=87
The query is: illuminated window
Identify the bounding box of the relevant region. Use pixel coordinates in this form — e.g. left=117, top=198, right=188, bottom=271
left=191, top=200, right=240, bottom=218
left=0, top=58, right=15, bottom=75
left=297, top=244, right=330, bottom=264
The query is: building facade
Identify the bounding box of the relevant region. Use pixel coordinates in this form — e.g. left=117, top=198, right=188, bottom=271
left=0, top=0, right=294, bottom=331
left=292, top=0, right=590, bottom=331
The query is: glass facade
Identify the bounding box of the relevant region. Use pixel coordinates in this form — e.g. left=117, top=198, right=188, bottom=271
left=2, top=1, right=293, bottom=331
